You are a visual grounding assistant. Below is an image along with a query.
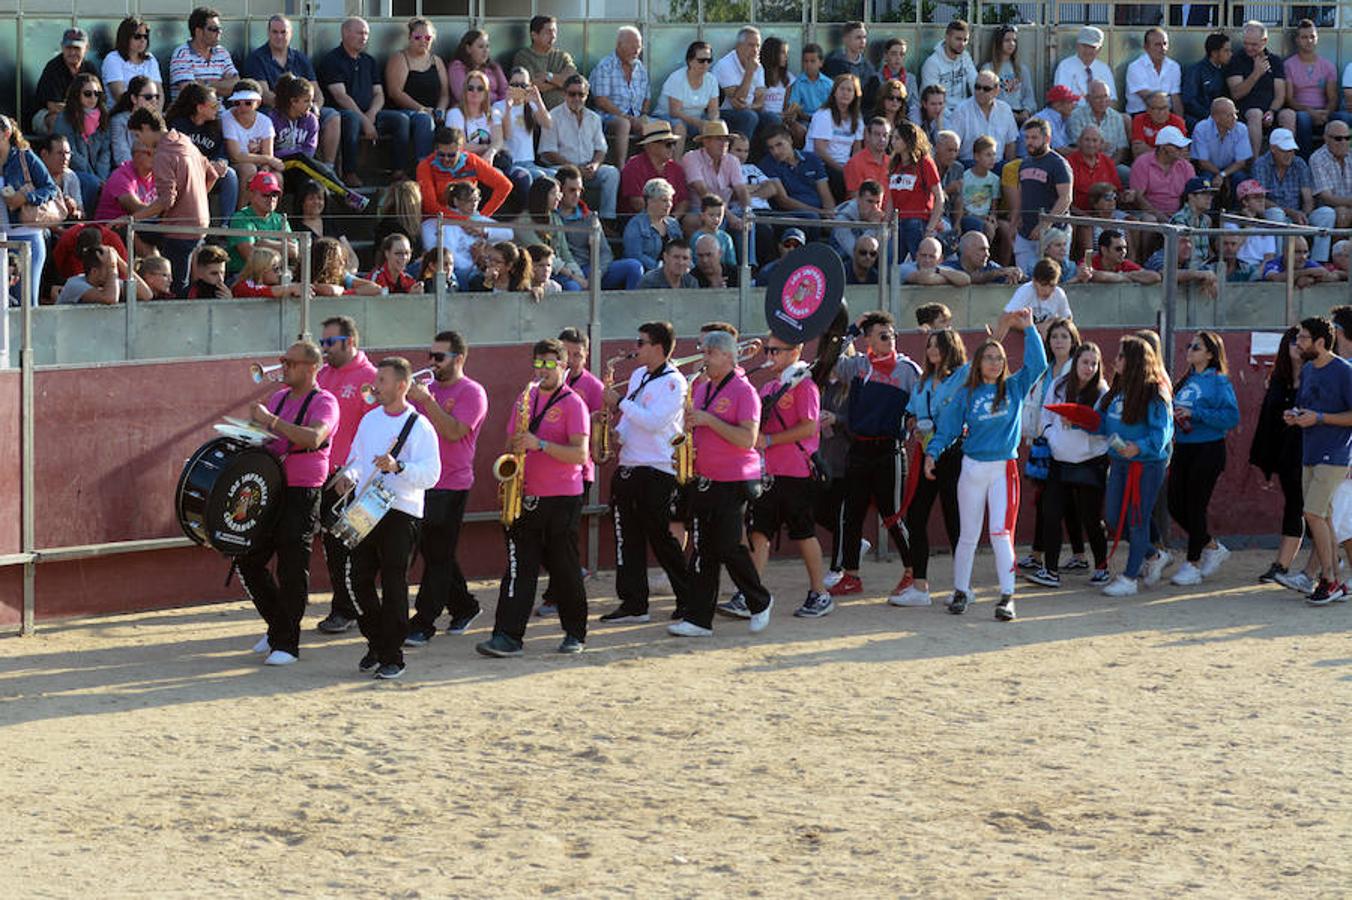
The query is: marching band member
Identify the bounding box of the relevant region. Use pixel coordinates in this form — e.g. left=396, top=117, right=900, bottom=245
left=830, top=311, right=922, bottom=600
left=477, top=339, right=591, bottom=657
left=599, top=321, right=693, bottom=623
left=925, top=308, right=1046, bottom=621
left=238, top=340, right=339, bottom=666
left=405, top=331, right=489, bottom=645
left=331, top=358, right=440, bottom=680
left=315, top=315, right=378, bottom=634
left=668, top=330, right=775, bottom=638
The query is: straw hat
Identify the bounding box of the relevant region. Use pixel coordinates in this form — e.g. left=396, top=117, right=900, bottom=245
left=637, top=120, right=679, bottom=145
left=693, top=120, right=732, bottom=142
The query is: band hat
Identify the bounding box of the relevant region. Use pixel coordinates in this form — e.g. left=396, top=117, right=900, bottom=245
left=227, top=89, right=263, bottom=103
left=1269, top=128, right=1299, bottom=151
left=693, top=120, right=732, bottom=142
left=1154, top=125, right=1190, bottom=148
left=1077, top=26, right=1105, bottom=47
left=62, top=27, right=88, bottom=47
left=637, top=120, right=679, bottom=145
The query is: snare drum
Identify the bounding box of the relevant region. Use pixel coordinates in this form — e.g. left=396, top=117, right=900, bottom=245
left=176, top=437, right=285, bottom=556
left=328, top=477, right=396, bottom=550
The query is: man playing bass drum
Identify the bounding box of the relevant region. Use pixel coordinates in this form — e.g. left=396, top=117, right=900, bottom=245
left=239, top=340, right=339, bottom=666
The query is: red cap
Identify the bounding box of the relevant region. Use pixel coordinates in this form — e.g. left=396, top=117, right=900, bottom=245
left=1046, top=84, right=1081, bottom=104
left=249, top=171, right=282, bottom=195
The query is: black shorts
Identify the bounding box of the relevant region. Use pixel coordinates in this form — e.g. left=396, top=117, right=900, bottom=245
left=750, top=475, right=817, bottom=541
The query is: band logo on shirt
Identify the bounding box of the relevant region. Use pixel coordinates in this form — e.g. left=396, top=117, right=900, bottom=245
left=545, top=407, right=564, bottom=423
left=777, top=393, right=795, bottom=410
left=713, top=397, right=732, bottom=414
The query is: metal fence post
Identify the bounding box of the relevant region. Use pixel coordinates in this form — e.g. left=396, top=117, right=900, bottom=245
left=19, top=241, right=34, bottom=635
left=586, top=213, right=604, bottom=576
left=1161, top=228, right=1179, bottom=379
left=1285, top=231, right=1298, bottom=325
left=877, top=218, right=889, bottom=314
left=124, top=220, right=137, bottom=360
left=435, top=213, right=447, bottom=330
left=298, top=231, right=312, bottom=340
left=739, top=212, right=753, bottom=333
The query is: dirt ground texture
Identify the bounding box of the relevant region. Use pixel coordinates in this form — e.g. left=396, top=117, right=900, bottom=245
left=2, top=548, right=1349, bottom=898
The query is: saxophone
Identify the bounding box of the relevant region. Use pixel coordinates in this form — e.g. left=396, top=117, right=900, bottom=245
left=670, top=365, right=702, bottom=485
left=593, top=351, right=635, bottom=464
left=492, top=383, right=534, bottom=526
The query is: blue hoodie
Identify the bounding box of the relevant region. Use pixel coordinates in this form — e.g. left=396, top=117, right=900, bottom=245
left=1172, top=368, right=1240, bottom=444
left=930, top=328, right=1047, bottom=461
left=1096, top=391, right=1174, bottom=462
left=908, top=363, right=970, bottom=452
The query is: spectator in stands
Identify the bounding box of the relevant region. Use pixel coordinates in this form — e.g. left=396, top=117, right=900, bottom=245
left=447, top=30, right=507, bottom=108
left=1053, top=27, right=1116, bottom=104
left=103, top=17, right=162, bottom=104
left=1255, top=127, right=1337, bottom=261
left=759, top=125, right=834, bottom=215
left=233, top=246, right=308, bottom=298
left=1190, top=97, right=1252, bottom=191
left=1328, top=239, right=1350, bottom=278
left=164, top=83, right=237, bottom=220
left=870, top=79, right=909, bottom=136
left=243, top=15, right=338, bottom=166
left=694, top=234, right=737, bottom=288
left=1067, top=80, right=1130, bottom=180
left=846, top=234, right=881, bottom=284
left=50, top=73, right=112, bottom=214
left=93, top=139, right=155, bottom=226
left=1284, top=19, right=1348, bottom=158
left=636, top=237, right=697, bottom=289
left=1126, top=28, right=1183, bottom=117
left=169, top=7, right=239, bottom=104
left=1040, top=227, right=1091, bottom=284
left=623, top=177, right=682, bottom=272
left=726, top=132, right=784, bottom=226
left=1169, top=177, right=1218, bottom=260
left=1217, top=227, right=1255, bottom=281
left=1235, top=180, right=1278, bottom=269
left=714, top=27, right=773, bottom=142
left=788, top=43, right=831, bottom=120
left=944, top=230, right=1019, bottom=284
left=951, top=70, right=1018, bottom=162
left=831, top=179, right=885, bottom=258
left=110, top=76, right=163, bottom=166
left=590, top=26, right=649, bottom=168
left=960, top=135, right=1011, bottom=257
left=222, top=80, right=282, bottom=201
left=318, top=17, right=411, bottom=186
left=226, top=171, right=291, bottom=274
left=1263, top=235, right=1336, bottom=287
left=268, top=74, right=342, bottom=203
left=310, top=236, right=382, bottom=296
left=418, top=246, right=454, bottom=291
left=435, top=181, right=509, bottom=288
left=658, top=42, right=720, bottom=147
left=760, top=37, right=799, bottom=142
left=185, top=243, right=231, bottom=298
left=0, top=116, right=53, bottom=305
left=368, top=234, right=422, bottom=294
left=537, top=75, right=619, bottom=228
left=1090, top=228, right=1161, bottom=284
left=289, top=179, right=358, bottom=272
left=446, top=70, right=504, bottom=165
left=1066, top=125, right=1128, bottom=214
left=809, top=75, right=865, bottom=201
left=691, top=194, right=737, bottom=268
left=525, top=244, right=561, bottom=294
left=1183, top=32, right=1233, bottom=127
left=934, top=130, right=965, bottom=239
left=32, top=27, right=99, bottom=134
left=871, top=37, right=918, bottom=119
left=981, top=25, right=1034, bottom=125
left=496, top=66, right=553, bottom=193
left=620, top=121, right=687, bottom=215
left=517, top=175, right=585, bottom=291
left=513, top=15, right=578, bottom=110
left=681, top=120, right=750, bottom=235
left=555, top=165, right=642, bottom=291
left=900, top=235, right=969, bottom=286
left=826, top=21, right=876, bottom=87
left=384, top=17, right=448, bottom=164
left=1143, top=234, right=1218, bottom=296
left=1130, top=125, right=1195, bottom=219
left=1312, top=118, right=1352, bottom=229
left=416, top=126, right=513, bottom=252
left=922, top=20, right=976, bottom=115
left=888, top=120, right=944, bottom=263
left=916, top=84, right=947, bottom=149
left=1131, top=91, right=1187, bottom=159
left=751, top=227, right=804, bottom=286
left=37, top=135, right=83, bottom=222
left=1012, top=118, right=1073, bottom=273
left=373, top=179, right=422, bottom=256
left=57, top=244, right=145, bottom=305
left=138, top=256, right=173, bottom=298
left=843, top=117, right=891, bottom=200
left=1226, top=21, right=1288, bottom=161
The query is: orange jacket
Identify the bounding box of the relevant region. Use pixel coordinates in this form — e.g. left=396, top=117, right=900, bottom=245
left=416, top=150, right=513, bottom=219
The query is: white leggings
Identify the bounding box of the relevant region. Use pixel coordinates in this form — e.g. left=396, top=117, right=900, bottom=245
left=952, top=456, right=1020, bottom=595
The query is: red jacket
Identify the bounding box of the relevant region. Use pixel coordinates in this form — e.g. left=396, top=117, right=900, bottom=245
left=416, top=150, right=513, bottom=219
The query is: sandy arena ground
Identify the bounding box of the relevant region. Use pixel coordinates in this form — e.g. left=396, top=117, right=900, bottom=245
left=2, top=547, right=1350, bottom=897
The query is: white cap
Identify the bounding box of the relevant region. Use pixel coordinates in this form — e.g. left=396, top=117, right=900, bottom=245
left=1269, top=128, right=1298, bottom=151
left=1077, top=26, right=1105, bottom=47
left=1154, top=125, right=1191, bottom=148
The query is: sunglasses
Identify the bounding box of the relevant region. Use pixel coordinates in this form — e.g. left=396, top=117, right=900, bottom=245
left=319, top=336, right=349, bottom=347
left=766, top=346, right=794, bottom=355
left=694, top=57, right=713, bottom=63
left=134, top=31, right=150, bottom=39
left=466, top=84, right=486, bottom=92
left=412, top=34, right=433, bottom=41
left=532, top=358, right=560, bottom=369
left=857, top=249, right=878, bottom=257
left=82, top=89, right=103, bottom=99
left=1330, top=134, right=1351, bottom=141
left=138, top=92, right=160, bottom=101
left=205, top=25, right=221, bottom=33
left=635, top=338, right=655, bottom=347
left=1187, top=343, right=1205, bottom=351
left=436, top=150, right=458, bottom=159
left=429, top=351, right=459, bottom=362
left=509, top=82, right=529, bottom=89
left=975, top=83, right=996, bottom=92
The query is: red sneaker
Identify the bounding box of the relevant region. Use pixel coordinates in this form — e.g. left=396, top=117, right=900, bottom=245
left=894, top=568, right=914, bottom=593
left=828, top=574, right=863, bottom=596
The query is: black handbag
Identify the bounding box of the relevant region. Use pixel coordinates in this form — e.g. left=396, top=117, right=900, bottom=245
left=1051, top=455, right=1108, bottom=488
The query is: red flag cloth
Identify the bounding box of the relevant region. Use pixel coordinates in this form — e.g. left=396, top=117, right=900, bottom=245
left=1044, top=402, right=1102, bottom=431
left=1106, top=460, right=1144, bottom=564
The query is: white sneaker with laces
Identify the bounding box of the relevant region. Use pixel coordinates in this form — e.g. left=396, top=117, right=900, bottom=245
left=1275, top=570, right=1316, bottom=594
left=823, top=569, right=844, bottom=589
left=749, top=596, right=774, bottom=633
left=1102, top=574, right=1140, bottom=597
left=859, top=539, right=872, bottom=558
left=888, top=586, right=932, bottom=607
left=263, top=649, right=298, bottom=666
left=1198, top=542, right=1230, bottom=577
left=252, top=635, right=271, bottom=654
left=1142, top=550, right=1172, bottom=586
left=1170, top=561, right=1203, bottom=586
left=667, top=620, right=713, bottom=637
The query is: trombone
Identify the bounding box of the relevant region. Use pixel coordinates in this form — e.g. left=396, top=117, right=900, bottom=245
left=669, top=337, right=763, bottom=369
left=360, top=367, right=436, bottom=405
left=249, top=362, right=284, bottom=383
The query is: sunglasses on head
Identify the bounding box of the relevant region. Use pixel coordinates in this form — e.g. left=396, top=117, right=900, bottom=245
left=533, top=358, right=560, bottom=369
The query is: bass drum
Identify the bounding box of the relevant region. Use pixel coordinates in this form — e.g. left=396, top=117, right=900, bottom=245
left=175, top=437, right=285, bottom=556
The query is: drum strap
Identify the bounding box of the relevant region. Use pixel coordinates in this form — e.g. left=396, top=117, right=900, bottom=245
left=388, top=411, right=420, bottom=461
left=271, top=389, right=330, bottom=456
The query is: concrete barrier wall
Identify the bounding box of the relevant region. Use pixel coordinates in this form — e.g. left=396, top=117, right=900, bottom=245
left=0, top=369, right=19, bottom=557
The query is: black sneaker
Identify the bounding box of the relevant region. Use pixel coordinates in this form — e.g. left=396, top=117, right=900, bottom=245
left=475, top=633, right=524, bottom=658
left=319, top=613, right=357, bottom=634
left=446, top=607, right=482, bottom=635
left=374, top=662, right=406, bottom=680
left=403, top=629, right=432, bottom=648
left=1258, top=562, right=1287, bottom=584
left=557, top=634, right=585, bottom=654
left=1307, top=579, right=1337, bottom=606
left=947, top=590, right=969, bottom=615
left=599, top=606, right=651, bottom=623
left=358, top=652, right=379, bottom=673
left=1025, top=567, right=1061, bottom=588
left=995, top=595, right=1016, bottom=621
left=1062, top=557, right=1090, bottom=571
left=670, top=606, right=686, bottom=621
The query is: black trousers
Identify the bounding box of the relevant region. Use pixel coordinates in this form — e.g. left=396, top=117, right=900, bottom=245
left=1030, top=479, right=1084, bottom=556
left=321, top=484, right=360, bottom=620
left=493, top=495, right=588, bottom=644
left=409, top=489, right=475, bottom=633
left=685, top=481, right=772, bottom=630
left=612, top=466, right=691, bottom=613
left=237, top=486, right=320, bottom=656
left=1167, top=439, right=1227, bottom=562
left=347, top=509, right=420, bottom=667
left=542, top=479, right=591, bottom=604
left=1277, top=458, right=1305, bottom=539
left=907, top=443, right=961, bottom=580
left=1042, top=475, right=1108, bottom=573
left=813, top=475, right=848, bottom=570
left=841, top=439, right=911, bottom=571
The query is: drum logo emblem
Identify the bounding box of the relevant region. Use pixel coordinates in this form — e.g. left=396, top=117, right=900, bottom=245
left=222, top=473, right=269, bottom=532
left=777, top=267, right=826, bottom=330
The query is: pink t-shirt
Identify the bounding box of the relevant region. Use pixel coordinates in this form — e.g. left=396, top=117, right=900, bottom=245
left=506, top=384, right=590, bottom=497
left=1128, top=152, right=1195, bottom=217
left=566, top=367, right=605, bottom=483
left=415, top=375, right=488, bottom=492
left=264, top=386, right=340, bottom=488
left=761, top=377, right=820, bottom=478
left=317, top=350, right=378, bottom=475
left=94, top=160, right=156, bottom=224
left=1284, top=54, right=1337, bottom=110
left=693, top=372, right=761, bottom=482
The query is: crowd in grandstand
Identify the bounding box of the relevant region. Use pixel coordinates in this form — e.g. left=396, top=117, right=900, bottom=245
left=6, top=11, right=1352, bottom=305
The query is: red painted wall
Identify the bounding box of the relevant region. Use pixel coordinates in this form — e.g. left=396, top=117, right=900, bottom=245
left=0, top=370, right=19, bottom=557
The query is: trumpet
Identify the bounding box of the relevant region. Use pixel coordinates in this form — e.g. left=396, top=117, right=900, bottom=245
left=669, top=337, right=762, bottom=370
left=670, top=365, right=702, bottom=485
left=360, top=367, right=436, bottom=405
left=493, top=383, right=534, bottom=526
left=592, top=351, right=635, bottom=464
left=249, top=362, right=284, bottom=383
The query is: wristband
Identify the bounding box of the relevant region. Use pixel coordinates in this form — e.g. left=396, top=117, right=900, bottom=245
left=539, top=439, right=550, bottom=452
left=766, top=434, right=773, bottom=448
left=1317, top=411, right=1325, bottom=425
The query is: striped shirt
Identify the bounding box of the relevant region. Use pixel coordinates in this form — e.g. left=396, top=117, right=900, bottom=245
left=589, top=53, right=649, bottom=118
left=169, top=43, right=238, bottom=101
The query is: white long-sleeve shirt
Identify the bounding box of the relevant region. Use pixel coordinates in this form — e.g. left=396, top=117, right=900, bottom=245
left=340, top=403, right=441, bottom=518
left=615, top=362, right=686, bottom=474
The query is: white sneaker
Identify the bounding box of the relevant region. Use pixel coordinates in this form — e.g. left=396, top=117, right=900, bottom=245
left=1198, top=542, right=1230, bottom=577
left=251, top=635, right=271, bottom=654
left=888, top=586, right=932, bottom=607
left=1102, top=574, right=1140, bottom=597
left=749, top=596, right=774, bottom=633
left=1142, top=550, right=1172, bottom=586
left=1170, top=561, right=1203, bottom=586
left=860, top=538, right=872, bottom=558
left=263, top=649, right=298, bottom=666
left=667, top=620, right=713, bottom=637
left=823, top=569, right=845, bottom=589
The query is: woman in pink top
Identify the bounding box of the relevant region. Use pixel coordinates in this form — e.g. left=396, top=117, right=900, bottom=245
left=447, top=29, right=508, bottom=105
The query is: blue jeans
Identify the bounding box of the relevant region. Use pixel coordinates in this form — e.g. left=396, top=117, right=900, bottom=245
left=337, top=108, right=411, bottom=176
left=555, top=274, right=583, bottom=291
left=75, top=171, right=103, bottom=219
left=4, top=230, right=46, bottom=306
left=161, top=236, right=202, bottom=297
left=897, top=217, right=928, bottom=263
left=392, top=109, right=436, bottom=162
left=583, top=258, right=643, bottom=290
left=1104, top=458, right=1167, bottom=579
left=213, top=165, right=239, bottom=224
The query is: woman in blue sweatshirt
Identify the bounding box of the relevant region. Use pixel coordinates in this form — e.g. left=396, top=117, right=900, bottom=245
left=1166, top=331, right=1241, bottom=585
left=1096, top=335, right=1176, bottom=597
left=925, top=309, right=1046, bottom=621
